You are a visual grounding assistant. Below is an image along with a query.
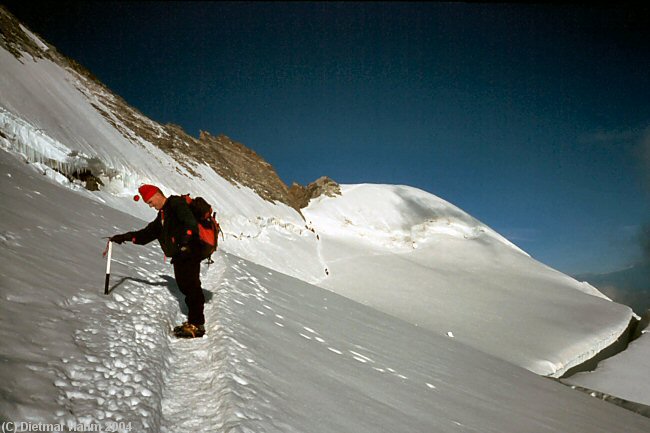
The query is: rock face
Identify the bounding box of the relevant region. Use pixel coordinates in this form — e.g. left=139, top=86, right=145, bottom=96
left=196, top=131, right=293, bottom=207
left=0, top=6, right=338, bottom=212
left=288, top=176, right=341, bottom=209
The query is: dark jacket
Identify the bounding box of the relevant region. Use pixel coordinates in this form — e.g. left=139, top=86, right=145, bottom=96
left=129, top=195, right=199, bottom=260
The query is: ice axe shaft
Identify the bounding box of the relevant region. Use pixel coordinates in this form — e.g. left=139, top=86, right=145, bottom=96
left=103, top=241, right=113, bottom=295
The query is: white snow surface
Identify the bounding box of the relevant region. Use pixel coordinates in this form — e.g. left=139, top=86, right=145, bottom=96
left=0, top=39, right=638, bottom=378
left=303, top=184, right=631, bottom=376
left=565, top=330, right=650, bottom=406
left=0, top=32, right=646, bottom=427
left=1, top=152, right=649, bottom=431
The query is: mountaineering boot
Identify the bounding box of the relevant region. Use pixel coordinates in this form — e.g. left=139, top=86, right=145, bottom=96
left=173, top=322, right=189, bottom=334
left=174, top=322, right=205, bottom=338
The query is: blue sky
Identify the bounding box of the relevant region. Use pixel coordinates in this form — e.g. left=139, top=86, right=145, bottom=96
left=6, top=2, right=650, bottom=275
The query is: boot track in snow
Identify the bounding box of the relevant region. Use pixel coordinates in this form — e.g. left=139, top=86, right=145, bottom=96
left=159, top=255, right=233, bottom=431
left=48, top=252, right=260, bottom=432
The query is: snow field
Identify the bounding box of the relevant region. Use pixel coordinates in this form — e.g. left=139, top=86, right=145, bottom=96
left=305, top=184, right=526, bottom=254
left=1, top=150, right=650, bottom=431
left=210, top=254, right=650, bottom=433
left=565, top=330, right=650, bottom=407
left=303, top=184, right=633, bottom=377
left=0, top=152, right=250, bottom=430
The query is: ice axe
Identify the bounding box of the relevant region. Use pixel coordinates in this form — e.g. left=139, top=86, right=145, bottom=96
left=102, top=239, right=113, bottom=295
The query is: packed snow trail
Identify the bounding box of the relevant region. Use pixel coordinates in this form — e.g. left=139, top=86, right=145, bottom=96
left=158, top=257, right=246, bottom=432
left=163, top=254, right=296, bottom=432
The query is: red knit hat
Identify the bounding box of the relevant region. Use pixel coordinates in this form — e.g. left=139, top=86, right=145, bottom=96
left=134, top=184, right=161, bottom=202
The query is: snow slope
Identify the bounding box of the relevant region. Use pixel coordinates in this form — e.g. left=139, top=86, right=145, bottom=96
left=303, top=184, right=633, bottom=376
left=0, top=44, right=324, bottom=282
left=565, top=330, right=650, bottom=407
left=1, top=151, right=649, bottom=431
left=0, top=13, right=638, bottom=386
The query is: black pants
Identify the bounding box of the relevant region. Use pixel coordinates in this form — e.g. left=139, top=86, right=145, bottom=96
left=173, top=257, right=205, bottom=326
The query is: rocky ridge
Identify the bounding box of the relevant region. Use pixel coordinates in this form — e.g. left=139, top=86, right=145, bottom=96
left=0, top=6, right=339, bottom=212
left=289, top=176, right=342, bottom=209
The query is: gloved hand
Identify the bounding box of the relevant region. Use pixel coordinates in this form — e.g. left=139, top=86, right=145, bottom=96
left=110, top=233, right=132, bottom=244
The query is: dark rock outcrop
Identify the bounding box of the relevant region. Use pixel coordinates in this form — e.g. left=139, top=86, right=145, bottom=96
left=288, top=176, right=341, bottom=209
left=197, top=131, right=293, bottom=207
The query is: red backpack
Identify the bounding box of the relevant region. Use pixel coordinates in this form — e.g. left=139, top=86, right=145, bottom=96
left=182, top=194, right=222, bottom=262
